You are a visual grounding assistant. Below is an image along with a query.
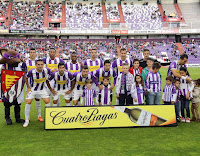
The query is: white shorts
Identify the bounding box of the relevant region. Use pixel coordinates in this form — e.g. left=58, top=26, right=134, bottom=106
left=53, top=90, right=70, bottom=101
left=73, top=90, right=83, bottom=101
left=46, top=80, right=55, bottom=95
left=26, top=86, right=40, bottom=99
left=26, top=90, right=50, bottom=100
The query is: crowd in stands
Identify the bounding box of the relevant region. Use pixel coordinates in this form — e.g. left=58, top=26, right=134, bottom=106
left=106, top=2, right=120, bottom=19
left=66, top=2, right=102, bottom=29
left=49, top=1, right=62, bottom=19
left=0, top=39, right=200, bottom=64
left=10, top=1, right=45, bottom=30
left=0, top=0, right=8, bottom=17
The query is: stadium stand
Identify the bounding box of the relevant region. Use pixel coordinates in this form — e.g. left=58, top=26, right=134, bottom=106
left=10, top=1, right=45, bottom=30
left=0, top=0, right=8, bottom=17
left=105, top=2, right=120, bottom=20
left=49, top=1, right=62, bottom=19
left=121, top=2, right=162, bottom=30
left=66, top=2, right=103, bottom=30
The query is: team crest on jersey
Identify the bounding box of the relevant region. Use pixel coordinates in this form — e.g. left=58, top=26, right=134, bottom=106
left=1, top=70, right=25, bottom=103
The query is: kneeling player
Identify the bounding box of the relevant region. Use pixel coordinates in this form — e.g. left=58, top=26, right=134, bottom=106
left=23, top=59, right=52, bottom=127
left=47, top=63, right=75, bottom=106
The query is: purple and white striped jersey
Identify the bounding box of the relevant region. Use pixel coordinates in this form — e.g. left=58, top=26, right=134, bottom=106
left=167, top=61, right=187, bottom=78
left=99, top=84, right=113, bottom=105
left=43, top=57, right=65, bottom=70
left=82, top=88, right=97, bottom=106
left=175, top=88, right=181, bottom=103
left=112, top=58, right=133, bottom=75
left=180, top=76, right=194, bottom=97
left=162, top=84, right=176, bottom=102
left=145, top=71, right=161, bottom=93
left=92, top=67, right=117, bottom=85
left=50, top=71, right=74, bottom=91
left=73, top=72, right=98, bottom=91
left=26, top=68, right=52, bottom=91
left=65, top=61, right=81, bottom=74
left=22, top=59, right=37, bottom=72
left=131, top=84, right=145, bottom=104
left=84, top=59, right=103, bottom=72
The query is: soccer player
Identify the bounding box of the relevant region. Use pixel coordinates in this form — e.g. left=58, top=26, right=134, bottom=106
left=84, top=48, right=103, bottom=72
left=99, top=76, right=113, bottom=106
left=43, top=48, right=65, bottom=72
left=65, top=52, right=82, bottom=104
left=81, top=79, right=98, bottom=106
left=65, top=52, right=82, bottom=73
left=73, top=66, right=98, bottom=106
left=47, top=63, right=75, bottom=106
left=92, top=60, right=117, bottom=91
left=43, top=48, right=65, bottom=105
left=167, top=54, right=190, bottom=81
left=23, top=59, right=52, bottom=127
left=22, top=48, right=43, bottom=122
left=112, top=48, right=133, bottom=76
left=145, top=62, right=162, bottom=105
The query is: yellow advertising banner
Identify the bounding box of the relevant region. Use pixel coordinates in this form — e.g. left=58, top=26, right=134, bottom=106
left=45, top=105, right=177, bottom=130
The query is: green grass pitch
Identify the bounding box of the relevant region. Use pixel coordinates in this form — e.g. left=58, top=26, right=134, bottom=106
left=0, top=67, right=200, bottom=156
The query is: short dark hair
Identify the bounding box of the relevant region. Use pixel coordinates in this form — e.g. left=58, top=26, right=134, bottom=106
left=103, top=76, right=110, bottom=81
left=180, top=54, right=188, bottom=60
left=133, top=59, right=140, bottom=63
left=104, top=60, right=111, bottom=65
left=174, top=79, right=180, bottom=83
left=81, top=65, right=89, bottom=71
left=180, top=67, right=187, bottom=73
left=58, top=62, right=65, bottom=68
left=71, top=52, right=77, bottom=55
left=146, top=57, right=154, bottom=62
left=30, top=48, right=35, bottom=51
left=143, top=49, right=150, bottom=53
left=152, top=62, right=161, bottom=70
left=91, top=48, right=97, bottom=51
left=166, top=76, right=173, bottom=82
left=85, top=79, right=93, bottom=84
left=120, top=48, right=126, bottom=53
left=36, top=59, right=44, bottom=64
left=50, top=48, right=56, bottom=52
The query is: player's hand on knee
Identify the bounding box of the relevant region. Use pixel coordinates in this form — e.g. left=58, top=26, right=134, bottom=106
left=51, top=89, right=57, bottom=95
left=65, top=90, right=72, bottom=95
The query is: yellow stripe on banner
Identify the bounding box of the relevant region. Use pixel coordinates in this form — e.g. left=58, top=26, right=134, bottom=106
left=45, top=105, right=177, bottom=129
left=28, top=66, right=36, bottom=71
left=34, top=77, right=46, bottom=83
left=5, top=75, right=20, bottom=89
left=89, top=65, right=100, bottom=72
left=47, top=64, right=58, bottom=70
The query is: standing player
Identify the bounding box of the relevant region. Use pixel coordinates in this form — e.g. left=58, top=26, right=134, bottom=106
left=112, top=48, right=133, bottom=105
left=65, top=52, right=82, bottom=105
left=84, top=48, right=103, bottom=72
left=23, top=59, right=52, bottom=127
left=92, top=60, right=117, bottom=91
left=47, top=63, right=75, bottom=106
left=167, top=54, right=190, bottom=81
left=65, top=52, right=82, bottom=73
left=73, top=66, right=98, bottom=106
left=43, top=48, right=65, bottom=105
left=22, top=48, right=43, bottom=122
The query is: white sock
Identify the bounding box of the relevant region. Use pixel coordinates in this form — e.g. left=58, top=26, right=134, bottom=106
left=58, top=97, right=60, bottom=105
left=53, top=104, right=57, bottom=107
left=66, top=103, right=71, bottom=106
left=25, top=104, right=31, bottom=122
left=77, top=101, right=80, bottom=106
left=36, top=101, right=41, bottom=117
left=46, top=103, right=51, bottom=107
